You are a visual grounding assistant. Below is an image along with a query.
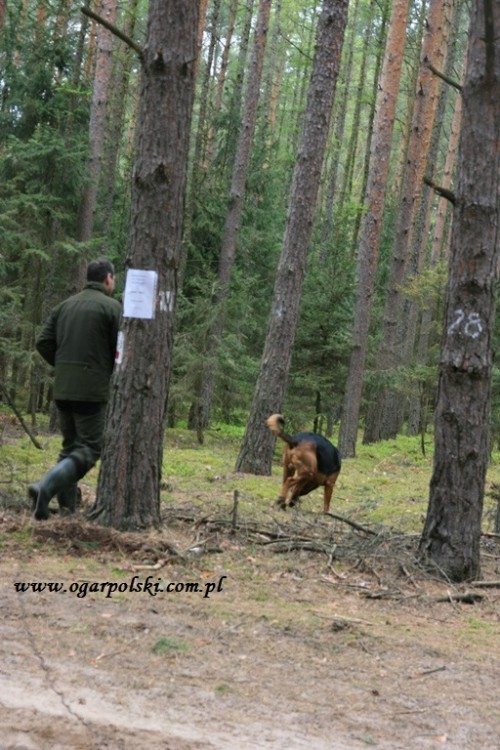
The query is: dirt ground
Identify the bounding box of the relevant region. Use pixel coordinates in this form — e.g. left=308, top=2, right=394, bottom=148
left=1, top=488, right=499, bottom=750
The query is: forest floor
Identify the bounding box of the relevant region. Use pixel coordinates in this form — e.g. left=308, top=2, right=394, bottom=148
left=0, top=419, right=499, bottom=750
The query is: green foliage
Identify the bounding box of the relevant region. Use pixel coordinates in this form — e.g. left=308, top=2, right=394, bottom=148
left=0, top=1, right=94, bottom=410
left=401, top=259, right=448, bottom=318
left=151, top=637, right=189, bottom=654
left=0, top=129, right=85, bottom=251
left=285, top=237, right=357, bottom=429
left=0, top=0, right=491, bottom=465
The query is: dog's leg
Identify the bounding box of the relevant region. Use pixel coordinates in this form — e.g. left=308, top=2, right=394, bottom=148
left=323, top=471, right=340, bottom=513
left=286, top=445, right=318, bottom=507
left=277, top=456, right=294, bottom=509
left=288, top=476, right=318, bottom=506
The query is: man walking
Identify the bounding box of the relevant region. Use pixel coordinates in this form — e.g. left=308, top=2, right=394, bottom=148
left=30, top=258, right=121, bottom=520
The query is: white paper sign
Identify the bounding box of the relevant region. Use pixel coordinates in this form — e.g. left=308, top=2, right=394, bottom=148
left=115, top=330, right=124, bottom=365
left=123, top=269, right=158, bottom=319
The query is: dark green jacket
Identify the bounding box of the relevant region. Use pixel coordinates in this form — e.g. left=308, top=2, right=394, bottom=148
left=36, top=282, right=122, bottom=402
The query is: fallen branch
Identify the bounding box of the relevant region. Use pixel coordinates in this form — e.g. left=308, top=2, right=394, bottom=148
left=132, top=558, right=168, bottom=571
left=269, top=540, right=331, bottom=555
left=323, top=511, right=377, bottom=536
left=0, top=381, right=43, bottom=450
left=362, top=589, right=404, bottom=600
left=469, top=580, right=500, bottom=589
left=434, top=592, right=484, bottom=604
left=231, top=489, right=239, bottom=533
left=410, top=665, right=446, bottom=679
left=330, top=614, right=375, bottom=627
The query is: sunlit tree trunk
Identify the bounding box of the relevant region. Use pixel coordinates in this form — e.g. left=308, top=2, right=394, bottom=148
left=407, top=2, right=466, bottom=436
left=364, top=0, right=451, bottom=443
left=236, top=0, right=349, bottom=475
left=419, top=0, right=500, bottom=582
left=338, top=0, right=410, bottom=458
left=349, top=0, right=390, bottom=257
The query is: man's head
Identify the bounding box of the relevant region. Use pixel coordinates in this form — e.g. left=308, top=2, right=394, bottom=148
left=87, top=259, right=116, bottom=295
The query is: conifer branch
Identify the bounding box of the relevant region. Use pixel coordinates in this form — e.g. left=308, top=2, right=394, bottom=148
left=426, top=62, right=462, bottom=92
left=81, top=6, right=144, bottom=60
left=424, top=176, right=456, bottom=205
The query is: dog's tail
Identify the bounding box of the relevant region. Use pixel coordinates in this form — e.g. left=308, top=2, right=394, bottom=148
left=266, top=414, right=296, bottom=447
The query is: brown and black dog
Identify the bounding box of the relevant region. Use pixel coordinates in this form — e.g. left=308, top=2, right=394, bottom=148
left=267, top=414, right=341, bottom=512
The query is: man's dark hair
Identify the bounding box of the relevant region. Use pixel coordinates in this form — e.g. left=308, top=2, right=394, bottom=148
left=87, top=259, right=115, bottom=283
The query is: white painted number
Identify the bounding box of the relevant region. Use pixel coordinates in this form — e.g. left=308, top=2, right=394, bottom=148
left=158, top=291, right=174, bottom=313
left=447, top=309, right=483, bottom=339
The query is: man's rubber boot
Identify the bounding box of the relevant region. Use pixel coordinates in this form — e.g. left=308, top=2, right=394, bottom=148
left=29, top=482, right=40, bottom=512
left=57, top=484, right=79, bottom=516
left=29, top=457, right=82, bottom=521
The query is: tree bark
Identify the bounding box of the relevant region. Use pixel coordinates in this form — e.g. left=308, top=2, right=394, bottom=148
left=236, top=0, right=348, bottom=475
left=94, top=0, right=199, bottom=531
left=407, top=1, right=466, bottom=435
left=419, top=0, right=500, bottom=581
left=338, top=0, right=410, bottom=458
left=101, top=0, right=141, bottom=238
left=363, top=0, right=451, bottom=443
left=0, top=0, right=5, bottom=34
left=75, top=0, right=117, bottom=290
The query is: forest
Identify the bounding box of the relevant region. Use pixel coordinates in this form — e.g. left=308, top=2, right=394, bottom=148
left=0, top=5, right=500, bottom=746
left=1, top=0, right=500, bottom=579
left=0, top=0, right=472, bottom=434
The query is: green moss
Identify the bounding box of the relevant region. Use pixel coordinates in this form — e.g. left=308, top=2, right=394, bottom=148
left=152, top=637, right=189, bottom=654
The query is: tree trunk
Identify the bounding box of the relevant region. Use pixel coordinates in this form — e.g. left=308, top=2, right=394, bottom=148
left=407, top=2, right=466, bottom=435
left=101, top=0, right=141, bottom=238
left=257, top=0, right=282, bottom=145
left=205, top=0, right=239, bottom=167
left=338, top=0, right=410, bottom=458
left=190, top=0, right=221, bottom=186
left=363, top=0, right=451, bottom=443
left=336, top=2, right=375, bottom=220
left=283, top=7, right=316, bottom=159
left=419, top=0, right=500, bottom=581
left=94, top=0, right=199, bottom=531
left=74, top=0, right=117, bottom=290
left=223, top=0, right=255, bottom=174
left=79, top=1, right=117, bottom=221
left=349, top=0, right=389, bottom=258
left=321, top=0, right=360, bottom=252
left=236, top=0, right=349, bottom=475
left=406, top=93, right=462, bottom=437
